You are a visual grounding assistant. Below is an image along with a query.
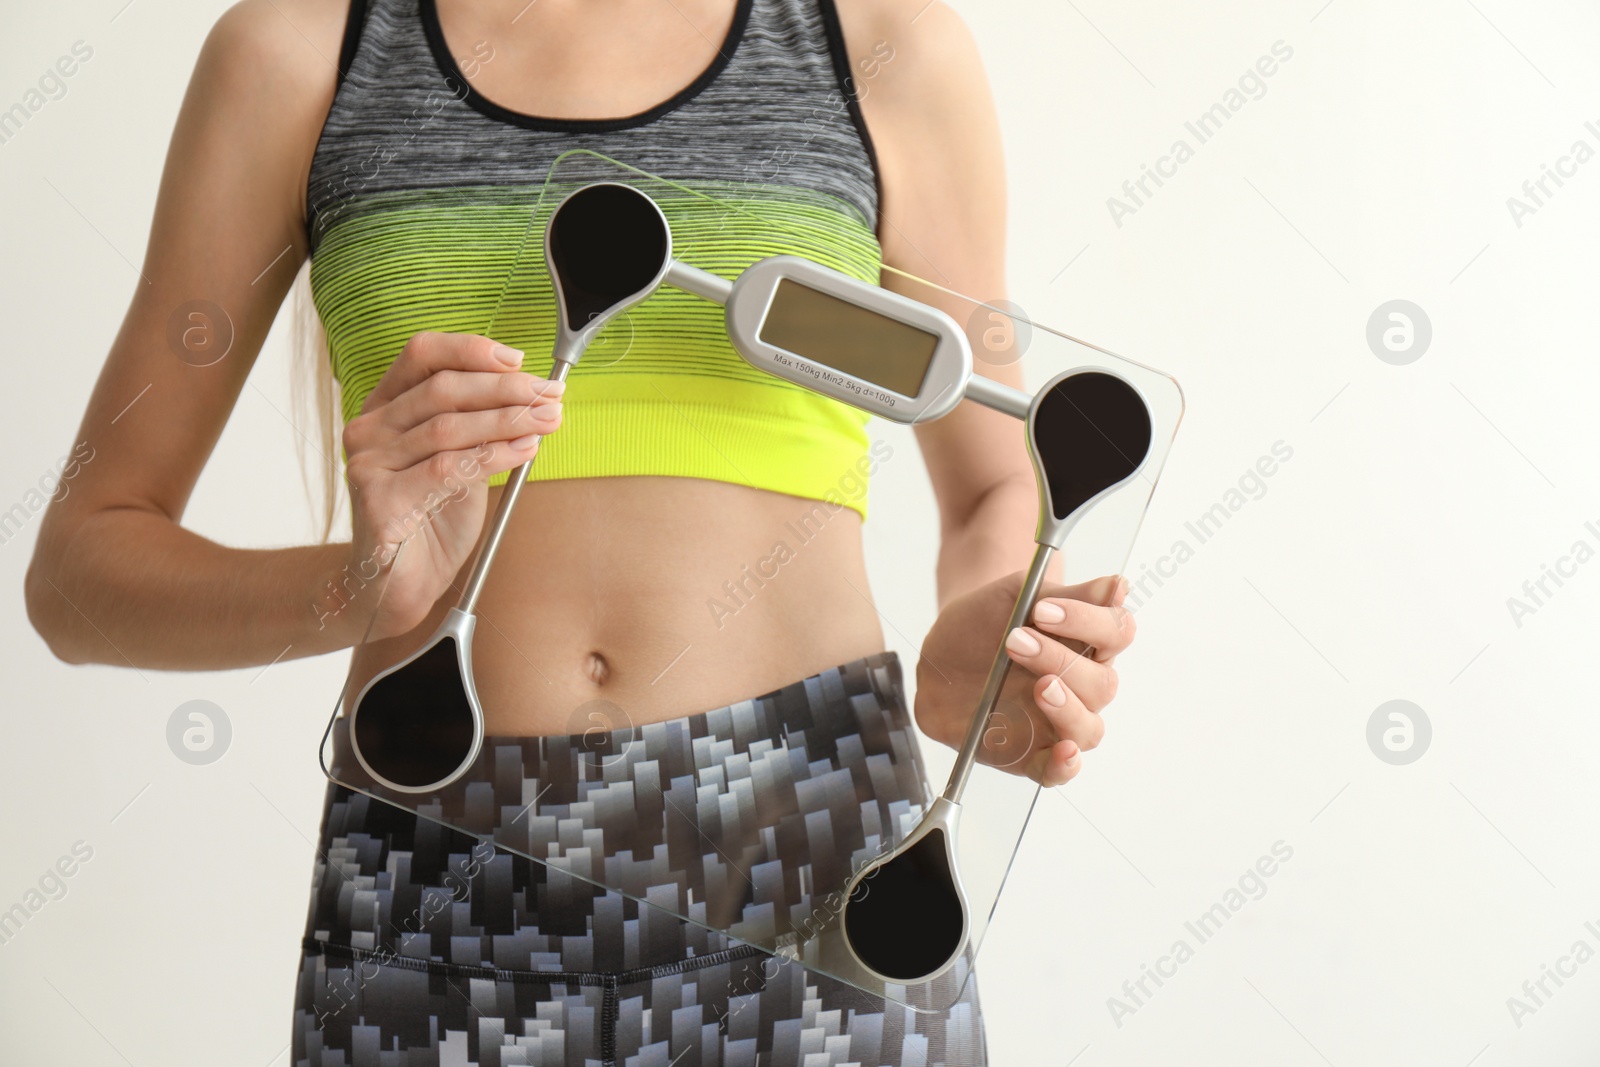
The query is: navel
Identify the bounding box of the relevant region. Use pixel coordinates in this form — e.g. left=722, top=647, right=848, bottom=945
left=584, top=650, right=610, bottom=686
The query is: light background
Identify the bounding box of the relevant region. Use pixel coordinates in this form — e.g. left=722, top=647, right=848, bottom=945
left=3, top=0, right=1599, bottom=1064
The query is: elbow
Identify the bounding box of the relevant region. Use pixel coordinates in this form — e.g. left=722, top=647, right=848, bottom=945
left=25, top=546, right=90, bottom=666
left=947, top=469, right=1037, bottom=536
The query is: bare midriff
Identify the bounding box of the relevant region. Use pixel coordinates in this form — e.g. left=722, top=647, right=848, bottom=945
left=343, top=476, right=886, bottom=735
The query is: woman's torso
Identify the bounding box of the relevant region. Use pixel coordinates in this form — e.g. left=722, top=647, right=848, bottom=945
left=309, top=0, right=891, bottom=733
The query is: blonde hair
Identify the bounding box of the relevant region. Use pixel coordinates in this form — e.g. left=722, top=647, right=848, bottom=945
left=289, top=261, right=345, bottom=543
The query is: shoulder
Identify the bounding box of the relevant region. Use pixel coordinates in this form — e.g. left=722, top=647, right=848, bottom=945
left=181, top=0, right=353, bottom=224
left=183, top=0, right=350, bottom=147
left=829, top=0, right=989, bottom=113
left=824, top=1, right=1006, bottom=307
left=827, top=0, right=1000, bottom=201
left=199, top=0, right=350, bottom=88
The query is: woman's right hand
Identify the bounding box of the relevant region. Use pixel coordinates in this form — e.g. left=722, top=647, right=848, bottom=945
left=331, top=332, right=564, bottom=642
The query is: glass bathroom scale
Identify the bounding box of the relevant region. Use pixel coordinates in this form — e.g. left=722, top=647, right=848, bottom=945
left=319, top=151, right=1183, bottom=1011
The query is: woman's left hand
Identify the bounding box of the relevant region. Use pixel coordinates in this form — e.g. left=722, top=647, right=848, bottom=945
left=914, top=571, right=1134, bottom=787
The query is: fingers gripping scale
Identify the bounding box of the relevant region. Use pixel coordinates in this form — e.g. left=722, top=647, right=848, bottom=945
left=837, top=369, right=1156, bottom=983
left=345, top=184, right=673, bottom=794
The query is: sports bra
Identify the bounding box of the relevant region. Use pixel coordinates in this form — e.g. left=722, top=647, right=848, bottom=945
left=305, top=0, right=885, bottom=519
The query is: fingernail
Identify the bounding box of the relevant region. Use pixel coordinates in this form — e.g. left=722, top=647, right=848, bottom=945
left=510, top=433, right=539, bottom=451
left=1062, top=739, right=1080, bottom=760
left=495, top=345, right=524, bottom=366
left=1042, top=677, right=1068, bottom=707
left=1033, top=600, right=1065, bottom=625
left=1115, top=576, right=1129, bottom=604
left=538, top=378, right=566, bottom=396
left=1005, top=627, right=1040, bottom=657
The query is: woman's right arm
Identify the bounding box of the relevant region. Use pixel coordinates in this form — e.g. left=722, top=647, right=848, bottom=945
left=25, top=0, right=556, bottom=671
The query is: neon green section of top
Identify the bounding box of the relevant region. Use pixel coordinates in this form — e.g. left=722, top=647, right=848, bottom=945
left=310, top=181, right=884, bottom=519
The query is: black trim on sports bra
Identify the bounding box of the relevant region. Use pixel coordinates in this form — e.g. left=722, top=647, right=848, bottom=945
left=305, top=0, right=373, bottom=231
left=815, top=0, right=885, bottom=247
left=419, top=0, right=755, bottom=134
left=335, top=0, right=369, bottom=85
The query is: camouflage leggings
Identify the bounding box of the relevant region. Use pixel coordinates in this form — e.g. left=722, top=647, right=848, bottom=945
left=294, top=653, right=987, bottom=1066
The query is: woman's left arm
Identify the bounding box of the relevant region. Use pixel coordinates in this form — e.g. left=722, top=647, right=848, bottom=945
left=844, top=0, right=1135, bottom=785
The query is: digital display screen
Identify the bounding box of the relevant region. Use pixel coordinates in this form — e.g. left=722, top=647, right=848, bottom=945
left=758, top=279, right=938, bottom=398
